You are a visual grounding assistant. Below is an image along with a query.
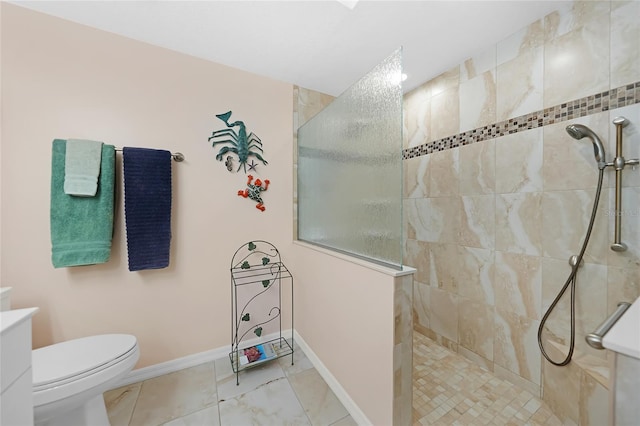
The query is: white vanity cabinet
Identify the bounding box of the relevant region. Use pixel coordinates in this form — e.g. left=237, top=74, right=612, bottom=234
left=1, top=307, right=39, bottom=426
left=603, top=296, right=640, bottom=426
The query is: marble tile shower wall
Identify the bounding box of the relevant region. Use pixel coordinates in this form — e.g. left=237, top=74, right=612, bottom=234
left=403, top=2, right=639, bottom=424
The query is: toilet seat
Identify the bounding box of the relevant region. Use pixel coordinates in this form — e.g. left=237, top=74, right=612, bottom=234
left=33, top=334, right=137, bottom=391
left=33, top=334, right=139, bottom=410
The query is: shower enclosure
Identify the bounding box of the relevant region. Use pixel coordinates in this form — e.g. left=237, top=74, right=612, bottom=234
left=297, top=48, right=404, bottom=269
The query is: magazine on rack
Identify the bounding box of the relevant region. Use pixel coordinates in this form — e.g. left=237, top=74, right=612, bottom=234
left=238, top=342, right=277, bottom=366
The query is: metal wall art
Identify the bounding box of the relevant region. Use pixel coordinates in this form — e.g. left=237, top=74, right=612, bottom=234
left=238, top=175, right=270, bottom=212
left=208, top=111, right=268, bottom=173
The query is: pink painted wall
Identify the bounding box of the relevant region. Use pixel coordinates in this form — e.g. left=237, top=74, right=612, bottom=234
left=291, top=243, right=396, bottom=426
left=1, top=3, right=294, bottom=368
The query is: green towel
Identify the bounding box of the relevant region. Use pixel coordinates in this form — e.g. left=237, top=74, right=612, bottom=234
left=50, top=139, right=115, bottom=268
left=64, top=139, right=103, bottom=197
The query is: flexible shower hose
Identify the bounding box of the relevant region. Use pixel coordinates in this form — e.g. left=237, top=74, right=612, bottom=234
left=537, top=169, right=605, bottom=366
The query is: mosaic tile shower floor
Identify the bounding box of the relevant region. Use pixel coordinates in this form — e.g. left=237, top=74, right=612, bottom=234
left=413, top=332, right=563, bottom=426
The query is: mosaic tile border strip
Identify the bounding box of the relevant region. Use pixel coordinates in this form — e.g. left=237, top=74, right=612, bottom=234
left=403, top=81, right=640, bottom=160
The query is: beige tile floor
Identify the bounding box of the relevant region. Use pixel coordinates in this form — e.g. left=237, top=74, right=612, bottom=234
left=413, top=332, right=563, bottom=426
left=104, top=343, right=356, bottom=426
left=105, top=334, right=564, bottom=426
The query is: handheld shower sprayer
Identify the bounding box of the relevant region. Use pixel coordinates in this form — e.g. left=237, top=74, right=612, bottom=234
left=540, top=119, right=637, bottom=366
left=538, top=125, right=607, bottom=365
left=565, top=124, right=607, bottom=169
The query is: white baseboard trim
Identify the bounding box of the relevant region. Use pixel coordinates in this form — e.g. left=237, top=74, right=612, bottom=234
left=293, top=330, right=371, bottom=426
left=111, top=329, right=370, bottom=425
left=116, top=346, right=226, bottom=388
left=113, top=330, right=293, bottom=388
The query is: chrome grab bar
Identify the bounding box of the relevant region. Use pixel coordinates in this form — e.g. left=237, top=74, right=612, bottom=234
left=586, top=302, right=632, bottom=349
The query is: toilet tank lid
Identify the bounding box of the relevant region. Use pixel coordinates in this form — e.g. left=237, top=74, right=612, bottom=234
left=32, top=334, right=137, bottom=387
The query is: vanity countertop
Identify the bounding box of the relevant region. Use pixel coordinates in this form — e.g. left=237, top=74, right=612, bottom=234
left=0, top=307, right=39, bottom=334
left=603, top=296, right=640, bottom=360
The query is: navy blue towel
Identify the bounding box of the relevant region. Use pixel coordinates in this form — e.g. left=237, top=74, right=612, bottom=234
left=123, top=148, right=172, bottom=271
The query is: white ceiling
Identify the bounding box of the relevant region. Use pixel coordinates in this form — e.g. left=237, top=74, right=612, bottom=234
left=12, top=0, right=567, bottom=96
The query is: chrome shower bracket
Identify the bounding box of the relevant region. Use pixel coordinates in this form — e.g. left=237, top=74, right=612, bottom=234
left=568, top=254, right=583, bottom=268
left=605, top=116, right=639, bottom=252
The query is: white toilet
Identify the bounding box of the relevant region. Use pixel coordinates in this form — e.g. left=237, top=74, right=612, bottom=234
left=32, top=334, right=139, bottom=426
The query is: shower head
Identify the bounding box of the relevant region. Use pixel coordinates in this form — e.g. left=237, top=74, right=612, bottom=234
left=566, top=124, right=606, bottom=168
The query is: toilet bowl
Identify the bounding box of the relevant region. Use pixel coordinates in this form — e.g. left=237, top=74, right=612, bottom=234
left=32, top=334, right=139, bottom=426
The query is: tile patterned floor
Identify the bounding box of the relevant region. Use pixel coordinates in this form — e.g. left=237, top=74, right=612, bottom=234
left=104, top=343, right=356, bottom=426
left=413, top=332, right=562, bottom=426
left=106, top=334, right=565, bottom=425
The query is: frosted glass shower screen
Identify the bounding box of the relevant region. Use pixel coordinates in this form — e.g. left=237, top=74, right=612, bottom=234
left=297, top=49, right=403, bottom=269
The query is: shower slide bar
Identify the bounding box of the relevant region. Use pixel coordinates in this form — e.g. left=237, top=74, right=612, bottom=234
left=114, top=147, right=185, bottom=162
left=604, top=116, right=638, bottom=252
left=586, top=301, right=632, bottom=349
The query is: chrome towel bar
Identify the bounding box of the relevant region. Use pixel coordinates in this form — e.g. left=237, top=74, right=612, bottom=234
left=115, top=147, right=185, bottom=162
